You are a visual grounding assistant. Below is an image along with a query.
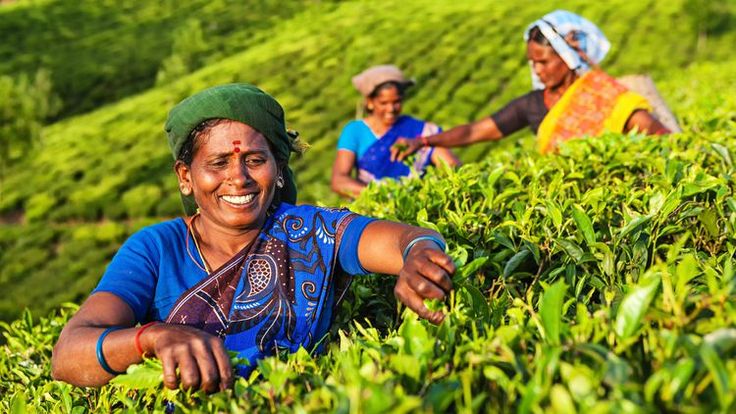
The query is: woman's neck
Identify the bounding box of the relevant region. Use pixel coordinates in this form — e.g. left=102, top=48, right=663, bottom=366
left=545, top=71, right=578, bottom=107
left=363, top=115, right=394, bottom=137
left=191, top=214, right=261, bottom=268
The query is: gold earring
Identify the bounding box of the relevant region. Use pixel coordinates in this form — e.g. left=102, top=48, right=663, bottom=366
left=181, top=186, right=192, bottom=195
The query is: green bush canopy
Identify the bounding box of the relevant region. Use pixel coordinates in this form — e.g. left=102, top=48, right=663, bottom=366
left=1, top=0, right=735, bottom=412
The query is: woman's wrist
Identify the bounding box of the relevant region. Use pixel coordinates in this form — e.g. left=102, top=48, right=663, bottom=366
left=402, top=234, right=446, bottom=262
left=96, top=326, right=126, bottom=375
left=135, top=321, right=160, bottom=357
left=137, top=322, right=164, bottom=357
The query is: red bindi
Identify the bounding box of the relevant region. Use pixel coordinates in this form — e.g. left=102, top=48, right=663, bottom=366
left=232, top=140, right=241, bottom=153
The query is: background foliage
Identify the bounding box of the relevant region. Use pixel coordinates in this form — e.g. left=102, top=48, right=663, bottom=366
left=0, top=0, right=735, bottom=412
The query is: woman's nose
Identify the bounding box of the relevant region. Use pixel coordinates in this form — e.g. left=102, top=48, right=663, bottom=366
left=228, top=160, right=252, bottom=185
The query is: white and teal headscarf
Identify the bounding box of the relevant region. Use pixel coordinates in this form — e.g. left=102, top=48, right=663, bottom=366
left=524, top=10, right=610, bottom=90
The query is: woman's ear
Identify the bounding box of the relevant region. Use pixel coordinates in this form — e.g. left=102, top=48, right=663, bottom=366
left=174, top=160, right=193, bottom=195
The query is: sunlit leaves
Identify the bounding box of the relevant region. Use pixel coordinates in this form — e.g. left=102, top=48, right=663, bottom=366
left=615, top=274, right=660, bottom=340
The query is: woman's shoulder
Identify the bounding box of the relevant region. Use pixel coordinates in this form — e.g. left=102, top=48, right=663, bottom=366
left=340, top=119, right=370, bottom=133
left=125, top=217, right=187, bottom=246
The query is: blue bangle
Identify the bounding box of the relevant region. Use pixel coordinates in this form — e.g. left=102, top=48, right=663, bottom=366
left=402, top=235, right=446, bottom=262
left=96, top=326, right=125, bottom=376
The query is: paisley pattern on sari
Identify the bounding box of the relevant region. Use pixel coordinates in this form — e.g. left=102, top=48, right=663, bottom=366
left=165, top=203, right=358, bottom=375
left=357, top=115, right=437, bottom=183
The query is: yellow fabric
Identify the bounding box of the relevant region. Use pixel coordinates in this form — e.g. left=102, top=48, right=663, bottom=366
left=537, top=70, right=652, bottom=154
left=536, top=73, right=588, bottom=154
left=604, top=90, right=652, bottom=133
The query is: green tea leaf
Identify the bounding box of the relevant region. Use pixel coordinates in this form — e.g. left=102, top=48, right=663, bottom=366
left=700, top=343, right=731, bottom=408
left=540, top=280, right=567, bottom=346
left=556, top=239, right=584, bottom=263
left=10, top=391, right=28, bottom=414
left=572, top=204, right=595, bottom=245
left=614, top=276, right=660, bottom=339
left=454, top=256, right=488, bottom=285
left=545, top=200, right=563, bottom=230
left=619, top=215, right=652, bottom=240
left=416, top=208, right=441, bottom=233
left=110, top=362, right=163, bottom=389
left=711, top=143, right=733, bottom=168
left=503, top=249, right=530, bottom=278
left=460, top=283, right=490, bottom=321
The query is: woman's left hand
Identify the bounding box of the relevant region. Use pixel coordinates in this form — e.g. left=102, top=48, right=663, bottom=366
left=394, top=240, right=455, bottom=324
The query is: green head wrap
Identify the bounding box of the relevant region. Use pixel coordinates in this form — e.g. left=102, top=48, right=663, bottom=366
left=164, top=83, right=300, bottom=215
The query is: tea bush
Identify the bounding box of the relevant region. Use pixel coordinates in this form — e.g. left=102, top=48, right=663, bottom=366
left=1, top=125, right=735, bottom=411
left=1, top=59, right=735, bottom=411
left=0, top=0, right=332, bottom=118
left=0, top=0, right=735, bottom=411
left=2, top=0, right=736, bottom=322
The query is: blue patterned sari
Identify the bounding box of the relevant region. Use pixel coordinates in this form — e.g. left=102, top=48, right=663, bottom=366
left=166, top=203, right=359, bottom=375
left=357, top=115, right=438, bottom=183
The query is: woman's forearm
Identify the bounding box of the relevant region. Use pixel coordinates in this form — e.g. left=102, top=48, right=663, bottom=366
left=52, top=293, right=140, bottom=387
left=426, top=118, right=503, bottom=148
left=358, top=221, right=444, bottom=275
left=52, top=324, right=142, bottom=387
left=425, top=124, right=475, bottom=147
left=331, top=174, right=366, bottom=199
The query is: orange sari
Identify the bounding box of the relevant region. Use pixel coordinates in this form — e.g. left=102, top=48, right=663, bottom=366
left=537, top=70, right=652, bottom=154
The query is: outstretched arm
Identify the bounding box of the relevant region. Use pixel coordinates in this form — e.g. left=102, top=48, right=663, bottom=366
left=391, top=117, right=504, bottom=161
left=331, top=149, right=366, bottom=199
left=52, top=293, right=233, bottom=393
left=357, top=220, right=456, bottom=324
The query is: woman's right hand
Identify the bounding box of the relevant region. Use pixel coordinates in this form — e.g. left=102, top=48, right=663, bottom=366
left=141, top=323, right=233, bottom=393
left=390, top=137, right=422, bottom=161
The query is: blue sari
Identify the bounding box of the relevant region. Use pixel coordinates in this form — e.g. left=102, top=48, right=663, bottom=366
left=357, top=115, right=438, bottom=183
left=165, top=203, right=361, bottom=376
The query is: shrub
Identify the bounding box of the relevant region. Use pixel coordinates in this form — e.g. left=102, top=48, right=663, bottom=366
left=121, top=184, right=162, bottom=219
left=0, top=69, right=61, bottom=166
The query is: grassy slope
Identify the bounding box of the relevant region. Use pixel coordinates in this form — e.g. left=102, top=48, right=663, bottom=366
left=0, top=0, right=334, bottom=118
left=0, top=0, right=734, bottom=320
left=0, top=58, right=734, bottom=413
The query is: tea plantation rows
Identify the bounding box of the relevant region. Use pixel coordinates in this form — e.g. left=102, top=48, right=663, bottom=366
left=1, top=0, right=735, bottom=322
left=2, top=59, right=735, bottom=411
left=1, top=0, right=735, bottom=411
left=0, top=0, right=334, bottom=118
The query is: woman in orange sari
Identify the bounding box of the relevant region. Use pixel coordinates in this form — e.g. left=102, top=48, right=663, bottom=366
left=391, top=10, right=669, bottom=160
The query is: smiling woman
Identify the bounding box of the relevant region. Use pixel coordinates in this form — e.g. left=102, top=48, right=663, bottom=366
left=331, top=65, right=459, bottom=198
left=390, top=10, right=671, bottom=161
left=50, top=84, right=456, bottom=393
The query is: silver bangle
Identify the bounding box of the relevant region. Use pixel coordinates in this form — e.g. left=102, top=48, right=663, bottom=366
left=402, top=235, right=446, bottom=262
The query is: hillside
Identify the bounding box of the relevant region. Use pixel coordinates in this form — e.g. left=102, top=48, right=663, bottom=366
left=0, top=0, right=335, bottom=118
left=0, top=0, right=734, bottom=322
left=1, top=58, right=735, bottom=413
left=0, top=0, right=735, bottom=411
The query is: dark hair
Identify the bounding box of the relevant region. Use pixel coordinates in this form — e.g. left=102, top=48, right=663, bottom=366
left=176, top=118, right=227, bottom=165
left=528, top=26, right=551, bottom=47
left=368, top=81, right=408, bottom=99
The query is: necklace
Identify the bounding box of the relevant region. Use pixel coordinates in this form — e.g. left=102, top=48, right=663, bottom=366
left=185, top=213, right=211, bottom=274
